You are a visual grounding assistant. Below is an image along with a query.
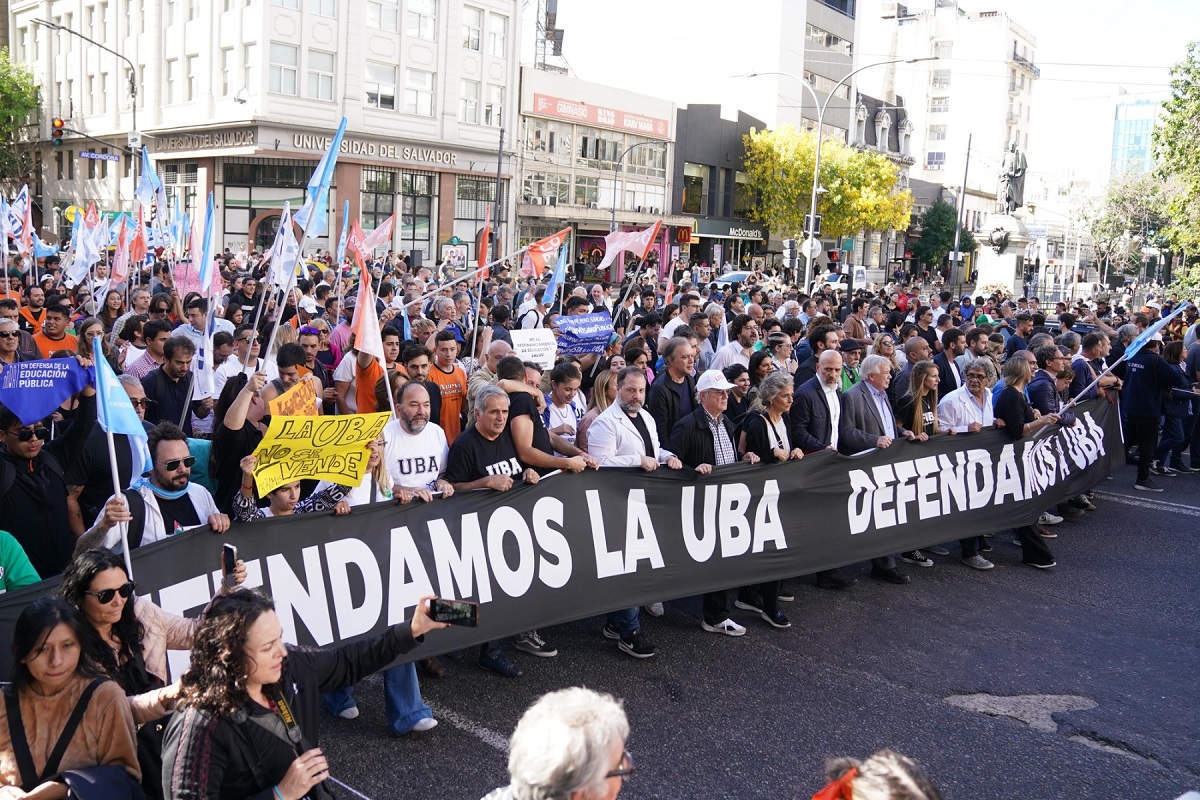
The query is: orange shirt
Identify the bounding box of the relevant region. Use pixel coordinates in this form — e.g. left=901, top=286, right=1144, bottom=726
left=355, top=359, right=385, bottom=415
left=33, top=332, right=77, bottom=358
left=428, top=362, right=467, bottom=440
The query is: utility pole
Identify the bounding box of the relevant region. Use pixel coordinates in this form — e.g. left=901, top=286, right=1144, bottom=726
left=951, top=134, right=971, bottom=287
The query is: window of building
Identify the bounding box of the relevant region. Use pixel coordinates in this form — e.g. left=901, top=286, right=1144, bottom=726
left=818, top=0, right=855, bottom=17
left=399, top=171, right=437, bottom=259
left=483, top=84, right=503, bottom=127
left=98, top=3, right=108, bottom=40
left=367, top=1, right=400, bottom=32
left=459, top=80, right=480, bottom=124
left=931, top=69, right=951, bottom=88
left=187, top=0, right=197, bottom=20
left=272, top=0, right=300, bottom=8
left=487, top=14, right=507, bottom=57
left=462, top=6, right=482, bottom=50
left=89, top=152, right=97, bottom=180
left=307, top=50, right=335, bottom=101
left=524, top=118, right=572, bottom=165
left=365, top=62, right=397, bottom=109
left=165, top=0, right=175, bottom=25
left=361, top=168, right=396, bottom=246
left=804, top=71, right=850, bottom=100
left=573, top=175, right=599, bottom=206
left=100, top=148, right=109, bottom=179
left=243, top=44, right=255, bottom=90
left=619, top=181, right=666, bottom=213
left=925, top=152, right=946, bottom=170
left=138, top=0, right=145, bottom=32
left=269, top=43, right=299, bottom=95
left=99, top=72, right=109, bottom=112
left=522, top=171, right=570, bottom=204
left=928, top=97, right=949, bottom=113
left=927, top=124, right=947, bottom=141
left=220, top=48, right=233, bottom=96
left=625, top=139, right=666, bottom=178
left=406, top=0, right=436, bottom=40
left=85, top=76, right=95, bottom=115
left=681, top=163, right=708, bottom=215
left=165, top=60, right=177, bottom=104
left=55, top=151, right=64, bottom=181
left=733, top=171, right=755, bottom=218
left=85, top=6, right=94, bottom=36
left=310, top=0, right=336, bottom=16
left=404, top=69, right=434, bottom=116
left=455, top=176, right=506, bottom=259
left=805, top=23, right=851, bottom=56
left=934, top=40, right=952, bottom=59
left=576, top=127, right=620, bottom=170
left=186, top=55, right=197, bottom=101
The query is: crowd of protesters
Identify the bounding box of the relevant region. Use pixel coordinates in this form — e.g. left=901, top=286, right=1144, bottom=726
left=0, top=244, right=1194, bottom=799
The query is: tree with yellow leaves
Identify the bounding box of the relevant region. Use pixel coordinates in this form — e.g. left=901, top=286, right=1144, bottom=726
left=742, top=124, right=913, bottom=240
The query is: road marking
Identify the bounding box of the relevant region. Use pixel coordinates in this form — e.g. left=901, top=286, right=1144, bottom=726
left=433, top=706, right=510, bottom=752
left=1093, top=490, right=1200, bottom=517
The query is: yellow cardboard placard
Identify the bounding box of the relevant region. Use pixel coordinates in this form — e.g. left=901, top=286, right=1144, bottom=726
left=267, top=377, right=319, bottom=418
left=251, top=412, right=390, bottom=495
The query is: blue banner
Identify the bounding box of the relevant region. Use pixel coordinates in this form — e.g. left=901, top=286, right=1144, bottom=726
left=0, top=359, right=94, bottom=425
left=555, top=311, right=614, bottom=356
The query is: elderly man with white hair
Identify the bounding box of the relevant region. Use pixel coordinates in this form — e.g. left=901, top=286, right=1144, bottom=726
left=482, top=687, right=633, bottom=800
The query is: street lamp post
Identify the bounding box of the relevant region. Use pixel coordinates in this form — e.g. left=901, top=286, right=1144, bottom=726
left=34, top=18, right=140, bottom=205
left=747, top=57, right=937, bottom=290
left=611, top=140, right=668, bottom=233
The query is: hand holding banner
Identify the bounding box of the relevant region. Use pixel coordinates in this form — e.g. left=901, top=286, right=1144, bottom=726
left=267, top=377, right=320, bottom=418
left=252, top=412, right=390, bottom=495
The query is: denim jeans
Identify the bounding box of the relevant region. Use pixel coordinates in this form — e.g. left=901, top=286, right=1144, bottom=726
left=606, top=607, right=640, bottom=637
left=320, top=663, right=432, bottom=735
left=1155, top=415, right=1186, bottom=464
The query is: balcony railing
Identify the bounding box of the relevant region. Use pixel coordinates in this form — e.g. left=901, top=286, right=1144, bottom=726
left=1011, top=51, right=1040, bottom=78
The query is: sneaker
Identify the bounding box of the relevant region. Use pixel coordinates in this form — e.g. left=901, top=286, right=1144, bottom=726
left=1150, top=461, right=1177, bottom=477
left=701, top=618, right=747, bottom=637
left=962, top=555, right=995, bottom=570
left=925, top=544, right=951, bottom=556
left=733, top=598, right=763, bottom=613
left=1169, top=461, right=1197, bottom=474
left=761, top=609, right=792, bottom=629
left=1035, top=526, right=1057, bottom=539
left=514, top=630, right=558, bottom=658
left=1025, top=560, right=1057, bottom=569
left=777, top=589, right=795, bottom=602
left=1134, top=479, right=1164, bottom=493
left=900, top=550, right=934, bottom=567
left=1038, top=511, right=1063, bottom=525
left=409, top=718, right=438, bottom=733
left=983, top=532, right=995, bottom=538
left=981, top=542, right=994, bottom=553
left=643, top=602, right=665, bottom=617
left=618, top=631, right=657, bottom=658
left=1056, top=504, right=1085, bottom=520
left=1070, top=496, right=1096, bottom=512
left=479, top=651, right=523, bottom=678
left=602, top=623, right=622, bottom=641
left=336, top=705, right=360, bottom=720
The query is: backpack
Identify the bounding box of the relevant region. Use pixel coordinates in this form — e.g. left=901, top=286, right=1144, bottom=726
left=0, top=449, right=65, bottom=501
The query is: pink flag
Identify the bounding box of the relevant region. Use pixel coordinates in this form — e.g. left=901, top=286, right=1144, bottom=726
left=597, top=221, right=662, bottom=272
left=477, top=206, right=492, bottom=275
left=110, top=217, right=129, bottom=286
left=526, top=226, right=572, bottom=279
left=129, top=208, right=148, bottom=266
left=346, top=220, right=368, bottom=270
left=18, top=200, right=33, bottom=256
left=84, top=202, right=100, bottom=230
left=349, top=279, right=383, bottom=360
left=361, top=214, right=394, bottom=252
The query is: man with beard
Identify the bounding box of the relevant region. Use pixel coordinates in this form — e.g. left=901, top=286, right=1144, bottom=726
left=384, top=382, right=456, bottom=498
left=141, top=336, right=213, bottom=435
left=17, top=285, right=46, bottom=335
left=78, top=422, right=230, bottom=553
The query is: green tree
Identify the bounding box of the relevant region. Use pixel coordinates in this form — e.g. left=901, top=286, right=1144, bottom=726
left=0, top=47, right=40, bottom=190
left=742, top=124, right=913, bottom=241
left=1079, top=171, right=1171, bottom=279
left=910, top=198, right=976, bottom=268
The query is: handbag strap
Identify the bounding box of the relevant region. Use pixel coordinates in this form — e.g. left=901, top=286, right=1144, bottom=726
left=4, top=678, right=105, bottom=788
left=3, top=687, right=38, bottom=790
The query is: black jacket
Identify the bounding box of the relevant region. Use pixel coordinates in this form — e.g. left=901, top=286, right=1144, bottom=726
left=1123, top=349, right=1186, bottom=418
left=669, top=408, right=741, bottom=468
left=933, top=352, right=961, bottom=401
left=789, top=375, right=837, bottom=453
left=736, top=411, right=789, bottom=463
left=162, top=624, right=422, bottom=800
left=645, top=370, right=696, bottom=446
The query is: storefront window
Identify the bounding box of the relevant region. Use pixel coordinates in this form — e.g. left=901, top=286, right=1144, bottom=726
left=399, top=170, right=437, bottom=261
left=682, top=162, right=708, bottom=215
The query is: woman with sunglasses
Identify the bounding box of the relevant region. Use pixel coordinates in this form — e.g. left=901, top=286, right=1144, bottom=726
left=162, top=589, right=446, bottom=800
left=0, top=597, right=142, bottom=797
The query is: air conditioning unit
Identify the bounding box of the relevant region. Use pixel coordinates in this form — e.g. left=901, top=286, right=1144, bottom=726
left=635, top=205, right=643, bottom=213
left=546, top=196, right=557, bottom=206
left=589, top=202, right=600, bottom=209
left=530, top=197, right=545, bottom=205
left=651, top=207, right=661, bottom=215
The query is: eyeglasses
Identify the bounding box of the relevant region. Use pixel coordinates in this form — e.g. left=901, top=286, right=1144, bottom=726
left=8, top=426, right=49, bottom=442
left=298, top=327, right=320, bottom=336
left=129, top=399, right=153, bottom=409
left=0, top=332, right=17, bottom=339
left=151, top=306, right=169, bottom=314
left=605, top=750, right=636, bottom=780
left=158, top=455, right=197, bottom=471
left=83, top=581, right=136, bottom=604
left=965, top=373, right=988, bottom=381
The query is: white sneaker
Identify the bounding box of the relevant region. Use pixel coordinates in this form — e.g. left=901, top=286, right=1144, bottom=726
left=1038, top=511, right=1063, bottom=526
left=337, top=706, right=360, bottom=720
left=701, top=618, right=746, bottom=637
left=643, top=602, right=665, bottom=617
left=409, top=717, right=438, bottom=733
left=962, top=555, right=995, bottom=570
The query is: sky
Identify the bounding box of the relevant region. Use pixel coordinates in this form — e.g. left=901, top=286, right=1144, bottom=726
left=524, top=0, right=1199, bottom=191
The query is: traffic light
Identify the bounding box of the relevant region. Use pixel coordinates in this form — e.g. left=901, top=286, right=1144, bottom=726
left=51, top=118, right=65, bottom=146
left=827, top=250, right=840, bottom=263
left=782, top=238, right=797, bottom=274
left=804, top=213, right=822, bottom=237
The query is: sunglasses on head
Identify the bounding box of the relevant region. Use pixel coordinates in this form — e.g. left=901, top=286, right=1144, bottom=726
left=298, top=327, right=320, bottom=336
left=9, top=426, right=49, bottom=442
left=158, top=455, right=197, bottom=471
left=151, top=306, right=169, bottom=314
left=83, top=581, right=136, bottom=604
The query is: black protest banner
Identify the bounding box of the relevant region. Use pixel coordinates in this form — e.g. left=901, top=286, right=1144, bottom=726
left=0, top=399, right=1122, bottom=676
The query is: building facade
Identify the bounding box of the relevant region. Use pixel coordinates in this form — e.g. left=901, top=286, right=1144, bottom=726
left=857, top=0, right=1039, bottom=256
left=13, top=0, right=523, bottom=264
left=515, top=66, right=689, bottom=281
left=1110, top=97, right=1158, bottom=178
left=671, top=105, right=768, bottom=273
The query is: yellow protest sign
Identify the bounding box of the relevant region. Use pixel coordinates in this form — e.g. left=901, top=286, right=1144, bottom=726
left=268, top=377, right=319, bottom=417
left=251, top=413, right=390, bottom=495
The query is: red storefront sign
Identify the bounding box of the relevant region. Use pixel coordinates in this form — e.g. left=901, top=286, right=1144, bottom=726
left=531, top=93, right=670, bottom=139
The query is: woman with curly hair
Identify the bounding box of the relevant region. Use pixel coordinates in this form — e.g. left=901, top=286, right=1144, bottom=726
left=160, top=589, right=446, bottom=800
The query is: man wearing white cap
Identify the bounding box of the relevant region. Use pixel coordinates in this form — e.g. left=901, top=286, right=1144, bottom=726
left=668, top=370, right=760, bottom=636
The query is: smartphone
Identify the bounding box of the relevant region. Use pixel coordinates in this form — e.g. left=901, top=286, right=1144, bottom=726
left=221, top=544, right=238, bottom=588
left=428, top=598, right=479, bottom=627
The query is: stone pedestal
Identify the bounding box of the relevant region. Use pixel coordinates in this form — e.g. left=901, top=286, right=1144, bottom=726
left=972, top=214, right=1030, bottom=298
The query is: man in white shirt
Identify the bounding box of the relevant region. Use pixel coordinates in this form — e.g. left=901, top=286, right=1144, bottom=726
left=385, top=382, right=455, bottom=498
left=937, top=358, right=995, bottom=433
left=658, top=293, right=701, bottom=350
left=708, top=314, right=759, bottom=373
left=214, top=324, right=277, bottom=397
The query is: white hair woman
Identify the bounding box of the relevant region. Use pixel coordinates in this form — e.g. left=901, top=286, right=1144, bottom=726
left=482, top=687, right=632, bottom=800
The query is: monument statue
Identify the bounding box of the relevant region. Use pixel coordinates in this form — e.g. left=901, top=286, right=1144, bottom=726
left=998, top=142, right=1027, bottom=215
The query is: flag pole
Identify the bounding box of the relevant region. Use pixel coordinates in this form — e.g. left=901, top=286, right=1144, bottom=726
left=407, top=247, right=530, bottom=309
left=104, top=429, right=135, bottom=578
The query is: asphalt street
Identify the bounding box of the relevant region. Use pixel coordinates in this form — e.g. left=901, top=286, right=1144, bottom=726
left=318, top=461, right=1199, bottom=800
